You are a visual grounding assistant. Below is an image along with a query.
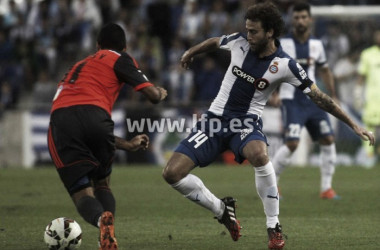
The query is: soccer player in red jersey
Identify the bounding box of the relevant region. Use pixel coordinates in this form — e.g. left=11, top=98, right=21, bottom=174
left=48, top=23, right=167, bottom=250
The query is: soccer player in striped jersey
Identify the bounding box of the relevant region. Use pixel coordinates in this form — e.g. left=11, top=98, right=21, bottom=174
left=162, top=2, right=374, bottom=250
left=272, top=3, right=341, bottom=199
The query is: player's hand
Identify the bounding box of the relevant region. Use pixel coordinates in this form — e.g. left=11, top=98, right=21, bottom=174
left=128, top=134, right=150, bottom=152
left=156, top=87, right=168, bottom=101
left=353, top=126, right=375, bottom=146
left=181, top=50, right=193, bottom=69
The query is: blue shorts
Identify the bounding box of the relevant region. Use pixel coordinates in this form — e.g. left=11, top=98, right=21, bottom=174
left=281, top=100, right=334, bottom=141
left=175, top=111, right=267, bottom=167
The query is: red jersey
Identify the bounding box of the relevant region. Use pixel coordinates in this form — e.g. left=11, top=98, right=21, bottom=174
left=51, top=50, right=153, bottom=115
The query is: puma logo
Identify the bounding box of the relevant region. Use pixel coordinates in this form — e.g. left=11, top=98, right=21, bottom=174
left=267, top=193, right=279, bottom=200
left=191, top=194, right=200, bottom=202
left=240, top=46, right=246, bottom=54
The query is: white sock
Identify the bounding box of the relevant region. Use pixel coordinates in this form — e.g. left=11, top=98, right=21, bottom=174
left=255, top=161, right=280, bottom=228
left=272, top=145, right=292, bottom=183
left=320, top=143, right=336, bottom=192
left=171, top=174, right=224, bottom=218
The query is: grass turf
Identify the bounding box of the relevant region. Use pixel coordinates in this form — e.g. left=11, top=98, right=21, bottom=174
left=0, top=164, right=379, bottom=250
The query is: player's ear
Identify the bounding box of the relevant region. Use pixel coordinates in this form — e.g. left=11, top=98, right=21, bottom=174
left=267, top=28, right=274, bottom=39
left=96, top=42, right=101, bottom=51
left=122, top=46, right=127, bottom=52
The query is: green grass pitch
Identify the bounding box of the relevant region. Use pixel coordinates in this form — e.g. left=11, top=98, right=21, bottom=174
left=0, top=164, right=379, bottom=250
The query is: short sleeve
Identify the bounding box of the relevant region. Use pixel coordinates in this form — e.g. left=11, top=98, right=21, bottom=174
left=358, top=50, right=368, bottom=76
left=316, top=41, right=328, bottom=67
left=219, top=32, right=244, bottom=51
left=113, top=53, right=154, bottom=91
left=283, top=59, right=313, bottom=94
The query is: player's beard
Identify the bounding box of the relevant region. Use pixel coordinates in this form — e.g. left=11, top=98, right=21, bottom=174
left=250, top=37, right=269, bottom=55
left=295, top=25, right=307, bottom=35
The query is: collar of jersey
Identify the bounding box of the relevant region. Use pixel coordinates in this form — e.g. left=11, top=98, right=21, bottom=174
left=254, top=39, right=283, bottom=60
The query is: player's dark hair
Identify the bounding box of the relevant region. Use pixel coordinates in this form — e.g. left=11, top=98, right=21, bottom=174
left=97, top=23, right=126, bottom=51
left=245, top=2, right=284, bottom=39
left=293, top=2, right=311, bottom=16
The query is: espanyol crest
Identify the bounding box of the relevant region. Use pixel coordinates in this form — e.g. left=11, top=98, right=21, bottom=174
left=269, top=64, right=278, bottom=74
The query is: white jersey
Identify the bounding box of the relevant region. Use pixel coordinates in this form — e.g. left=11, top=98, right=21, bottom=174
left=279, top=35, right=327, bottom=104
left=208, top=32, right=313, bottom=118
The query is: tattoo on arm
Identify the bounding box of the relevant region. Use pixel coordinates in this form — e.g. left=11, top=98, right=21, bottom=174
left=307, top=88, right=335, bottom=112
left=307, top=85, right=356, bottom=129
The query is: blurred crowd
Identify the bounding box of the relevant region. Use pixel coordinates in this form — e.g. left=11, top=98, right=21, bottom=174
left=0, top=0, right=379, bottom=117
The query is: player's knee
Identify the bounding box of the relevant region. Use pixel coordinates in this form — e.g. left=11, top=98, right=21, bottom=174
left=162, top=161, right=184, bottom=185
left=255, top=153, right=269, bottom=167
left=163, top=152, right=195, bottom=184
left=286, top=140, right=299, bottom=152
left=162, top=166, right=174, bottom=184
left=245, top=150, right=269, bottom=167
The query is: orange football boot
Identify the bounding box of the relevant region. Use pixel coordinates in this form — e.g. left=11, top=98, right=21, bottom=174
left=99, top=211, right=118, bottom=250
left=320, top=188, right=341, bottom=200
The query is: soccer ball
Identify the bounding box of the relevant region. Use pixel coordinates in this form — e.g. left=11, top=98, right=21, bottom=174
left=44, top=217, right=82, bottom=250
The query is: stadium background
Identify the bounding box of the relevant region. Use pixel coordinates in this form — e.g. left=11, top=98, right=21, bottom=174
left=0, top=0, right=379, bottom=168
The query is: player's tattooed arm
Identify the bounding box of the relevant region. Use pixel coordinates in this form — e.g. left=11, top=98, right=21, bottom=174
left=307, top=83, right=375, bottom=145
left=115, top=135, right=149, bottom=152
left=307, top=83, right=336, bottom=112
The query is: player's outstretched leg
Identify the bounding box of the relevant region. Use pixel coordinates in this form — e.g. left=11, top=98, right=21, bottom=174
left=164, top=153, right=239, bottom=240
left=267, top=223, right=285, bottom=250
left=99, top=211, right=118, bottom=250
left=215, top=197, right=242, bottom=241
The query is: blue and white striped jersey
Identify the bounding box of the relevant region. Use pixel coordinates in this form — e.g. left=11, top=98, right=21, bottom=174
left=208, top=32, right=313, bottom=118
left=279, top=34, right=327, bottom=104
